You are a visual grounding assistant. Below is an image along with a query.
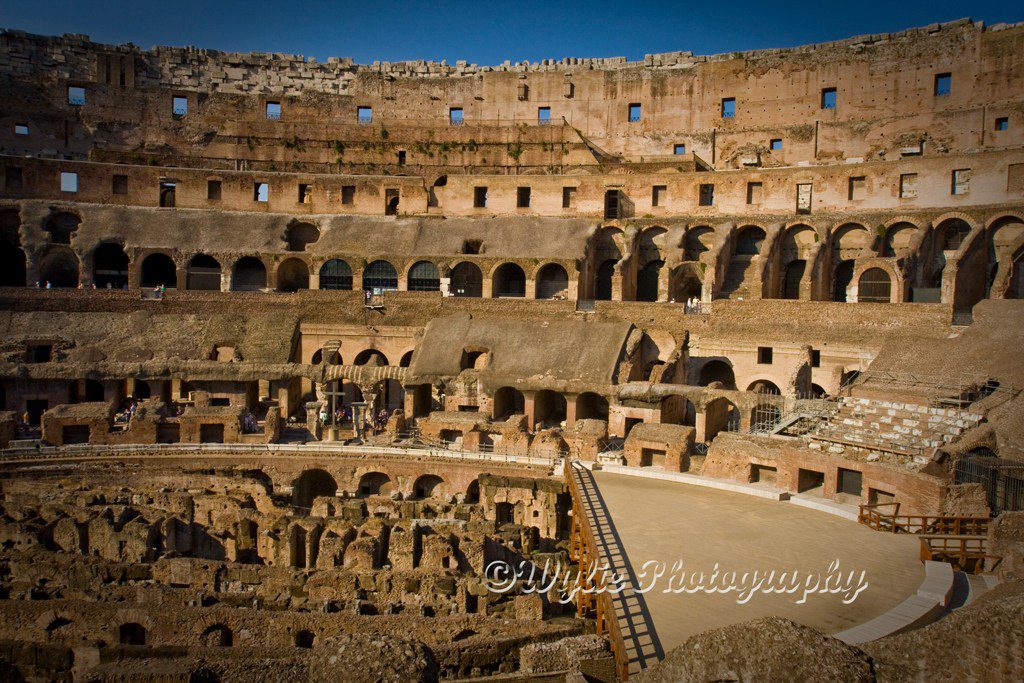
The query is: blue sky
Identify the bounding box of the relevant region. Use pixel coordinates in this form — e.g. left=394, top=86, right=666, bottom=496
left=2, top=1, right=1022, bottom=65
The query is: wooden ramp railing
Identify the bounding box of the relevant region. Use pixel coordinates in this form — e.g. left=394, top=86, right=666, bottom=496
left=859, top=502, right=1000, bottom=574
left=565, top=459, right=661, bottom=680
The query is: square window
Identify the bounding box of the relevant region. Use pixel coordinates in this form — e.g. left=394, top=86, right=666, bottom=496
left=995, top=117, right=1009, bottom=131
left=14, top=124, right=29, bottom=136
left=757, top=347, right=773, bottom=364
left=848, top=176, right=866, bottom=201
left=473, top=186, right=488, bottom=208
left=341, top=185, right=355, bottom=204
left=67, top=86, right=86, bottom=106
left=516, top=186, right=531, bottom=208
left=934, top=73, right=951, bottom=97
left=60, top=172, right=78, bottom=193
left=254, top=182, right=269, bottom=202
left=357, top=106, right=372, bottom=123
left=537, top=106, right=551, bottom=125
left=5, top=167, right=23, bottom=190
left=207, top=180, right=222, bottom=200
left=673, top=143, right=686, bottom=155
left=172, top=96, right=188, bottom=116
left=449, top=107, right=464, bottom=125
left=628, top=103, right=641, bottom=122
left=652, top=185, right=667, bottom=207
left=266, top=102, right=281, bottom=120
left=769, top=138, right=782, bottom=151
left=951, top=168, right=970, bottom=196
left=899, top=173, right=918, bottom=199
left=821, top=87, right=837, bottom=109
left=810, top=349, right=821, bottom=368
left=699, top=183, right=714, bottom=206
left=298, top=183, right=312, bottom=203
left=112, top=174, right=128, bottom=195
left=746, top=181, right=763, bottom=205
left=721, top=98, right=735, bottom=118
left=562, top=186, right=576, bottom=209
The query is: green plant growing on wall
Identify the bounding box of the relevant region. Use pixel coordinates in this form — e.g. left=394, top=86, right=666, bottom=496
left=507, top=142, right=524, bottom=162
left=330, top=140, right=346, bottom=156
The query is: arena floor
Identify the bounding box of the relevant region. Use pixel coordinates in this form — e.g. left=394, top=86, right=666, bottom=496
left=591, top=470, right=924, bottom=652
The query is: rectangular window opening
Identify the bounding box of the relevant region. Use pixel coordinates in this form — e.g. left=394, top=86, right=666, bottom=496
left=266, top=101, right=281, bottom=120
left=207, top=180, right=222, bottom=201
left=516, top=186, right=531, bottom=208
left=473, top=186, right=488, bottom=208
left=699, top=183, right=714, bottom=206
left=341, top=185, right=355, bottom=205
left=721, top=97, right=736, bottom=118
left=769, top=138, right=782, bottom=151
left=449, top=107, right=464, bottom=125
left=604, top=189, right=620, bottom=219
left=112, top=174, right=128, bottom=195
left=298, top=183, right=312, bottom=204
left=254, top=182, right=269, bottom=202
left=562, top=186, right=576, bottom=209
left=746, top=181, right=763, bottom=205
left=60, top=172, right=78, bottom=193
left=899, top=173, right=918, bottom=199
left=951, top=168, right=970, bottom=196
left=848, top=176, right=866, bottom=201
left=357, top=106, right=372, bottom=124
left=934, top=73, right=951, bottom=97
left=796, top=182, right=812, bottom=213
left=810, top=349, right=821, bottom=368
left=757, top=346, right=773, bottom=365
left=628, top=103, right=641, bottom=123
left=821, top=87, right=837, bottom=110
left=652, top=185, right=667, bottom=208
left=14, top=124, right=29, bottom=136
left=172, top=96, right=188, bottom=117
left=673, top=143, right=686, bottom=155
left=995, top=117, right=1009, bottom=131
left=537, top=106, right=551, bottom=125
left=67, top=86, right=86, bottom=106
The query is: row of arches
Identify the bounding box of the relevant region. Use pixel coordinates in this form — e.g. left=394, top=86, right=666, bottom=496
left=291, top=468, right=476, bottom=508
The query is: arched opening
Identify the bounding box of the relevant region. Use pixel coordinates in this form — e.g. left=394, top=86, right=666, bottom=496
left=670, top=266, right=702, bottom=302
left=747, top=380, right=781, bottom=395
left=881, top=222, right=917, bottom=257
left=186, top=254, right=221, bottom=291
left=45, top=212, right=79, bottom=244
left=781, top=260, right=806, bottom=300
left=412, top=474, right=445, bottom=500
left=810, top=384, right=827, bottom=398
left=357, top=472, right=392, bottom=497
left=832, top=260, right=855, bottom=302
left=451, top=262, right=482, bottom=297
left=937, top=219, right=971, bottom=252
left=319, top=259, right=353, bottom=290
left=201, top=624, right=233, bottom=647
left=140, top=253, right=177, bottom=288
left=535, top=263, right=569, bottom=299
left=84, top=379, right=105, bottom=402
left=37, top=246, right=80, bottom=288
left=576, top=392, right=609, bottom=421
left=684, top=226, right=715, bottom=261
left=231, top=257, right=267, bottom=291
left=92, top=243, right=129, bottom=289
left=285, top=222, right=320, bottom=252
left=594, top=259, right=616, bottom=300
left=703, top=397, right=740, bottom=441
left=858, top=268, right=892, bottom=303
left=636, top=260, right=662, bottom=302
left=492, top=263, right=525, bottom=298
left=465, top=480, right=480, bottom=504
left=408, top=261, right=440, bottom=291
left=534, top=390, right=567, bottom=428
left=399, top=350, right=415, bottom=367
left=493, top=387, right=525, bottom=420
left=832, top=224, right=870, bottom=261
left=46, top=617, right=73, bottom=635
left=119, top=623, right=147, bottom=646
left=276, top=258, right=309, bottom=292
left=698, top=360, right=736, bottom=390
left=735, top=226, right=766, bottom=256
left=294, top=631, right=315, bottom=649
left=362, top=260, right=398, bottom=292
left=292, top=469, right=338, bottom=509
left=353, top=349, right=388, bottom=366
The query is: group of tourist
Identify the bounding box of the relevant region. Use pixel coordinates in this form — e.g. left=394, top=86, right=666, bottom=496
left=113, top=399, right=141, bottom=426
left=683, top=297, right=703, bottom=314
